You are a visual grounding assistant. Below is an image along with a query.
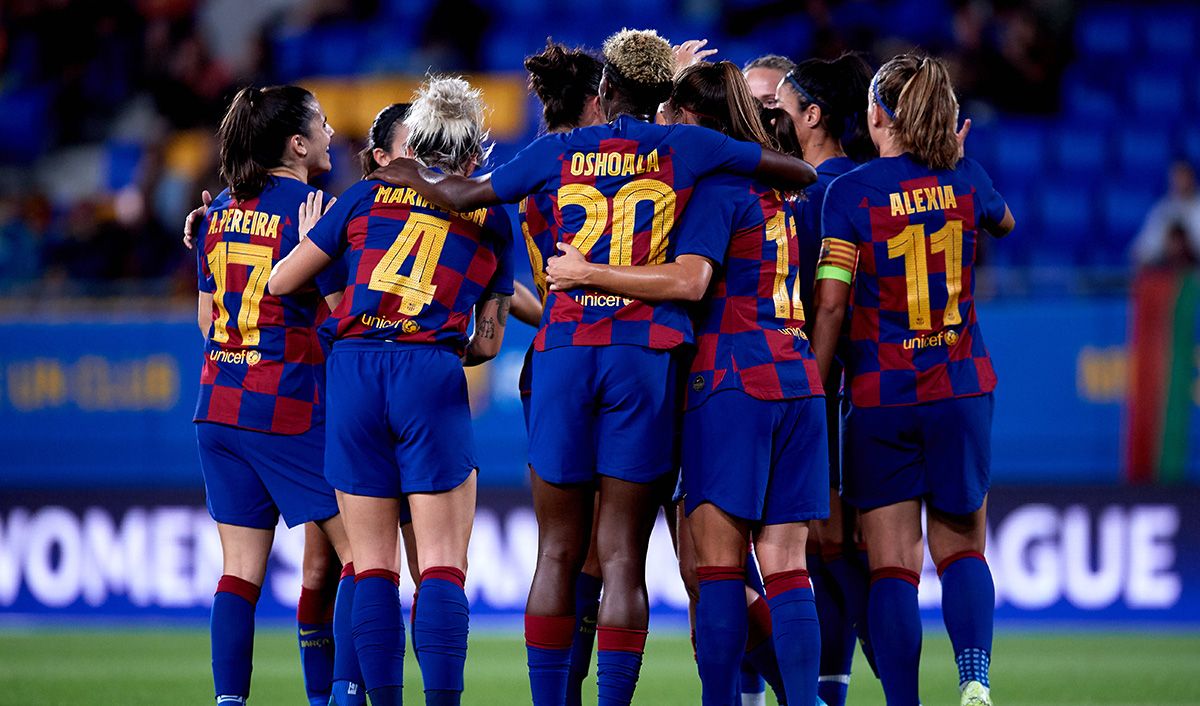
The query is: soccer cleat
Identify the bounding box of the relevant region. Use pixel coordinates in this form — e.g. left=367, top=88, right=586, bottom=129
left=960, top=680, right=992, bottom=706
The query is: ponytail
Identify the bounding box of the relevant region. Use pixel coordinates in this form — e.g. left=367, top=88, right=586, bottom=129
left=873, top=54, right=959, bottom=170
left=525, top=40, right=603, bottom=132
left=218, top=85, right=317, bottom=200
left=761, top=107, right=803, bottom=157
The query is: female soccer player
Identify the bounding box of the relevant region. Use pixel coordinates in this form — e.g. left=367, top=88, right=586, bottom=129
left=193, top=85, right=354, bottom=706
left=546, top=59, right=829, bottom=706
left=776, top=52, right=878, bottom=706
left=521, top=39, right=607, bottom=706
left=371, top=29, right=816, bottom=706
left=810, top=54, right=1015, bottom=706
left=269, top=77, right=513, bottom=706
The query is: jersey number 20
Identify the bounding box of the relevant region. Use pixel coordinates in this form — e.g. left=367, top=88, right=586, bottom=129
left=557, top=179, right=676, bottom=267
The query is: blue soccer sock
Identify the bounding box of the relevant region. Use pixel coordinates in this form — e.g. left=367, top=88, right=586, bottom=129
left=351, top=569, right=404, bottom=706
left=938, top=551, right=994, bottom=689
left=744, top=594, right=787, bottom=704
left=567, top=571, right=602, bottom=706
left=297, top=585, right=335, bottom=706
left=596, top=626, right=647, bottom=706
left=415, top=567, right=470, bottom=706
left=696, top=566, right=748, bottom=706
left=739, top=657, right=766, bottom=706
left=526, top=613, right=576, bottom=705
left=764, top=570, right=821, bottom=706
left=868, top=567, right=922, bottom=706
left=809, top=553, right=853, bottom=706
left=211, top=575, right=260, bottom=705
left=331, top=563, right=366, bottom=706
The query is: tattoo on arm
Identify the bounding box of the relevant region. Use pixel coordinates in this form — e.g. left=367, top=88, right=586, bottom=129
left=477, top=316, right=496, bottom=339
left=485, top=293, right=512, bottom=326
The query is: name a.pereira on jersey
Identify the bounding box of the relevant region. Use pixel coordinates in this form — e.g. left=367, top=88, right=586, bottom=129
left=208, top=209, right=282, bottom=239
left=569, top=149, right=662, bottom=178
left=372, top=186, right=487, bottom=226
left=207, top=349, right=261, bottom=366
left=903, top=327, right=961, bottom=351
left=889, top=184, right=959, bottom=217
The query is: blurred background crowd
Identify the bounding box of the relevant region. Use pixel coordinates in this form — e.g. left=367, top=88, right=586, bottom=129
left=6, top=0, right=1195, bottom=303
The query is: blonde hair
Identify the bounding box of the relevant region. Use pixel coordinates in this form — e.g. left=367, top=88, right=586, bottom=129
left=872, top=54, right=959, bottom=170
left=602, top=28, right=674, bottom=85
left=404, top=77, right=492, bottom=175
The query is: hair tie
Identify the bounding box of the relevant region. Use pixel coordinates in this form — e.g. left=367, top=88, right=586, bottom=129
left=785, top=71, right=828, bottom=111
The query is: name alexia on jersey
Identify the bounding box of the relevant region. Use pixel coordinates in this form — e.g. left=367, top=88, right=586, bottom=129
left=889, top=184, right=958, bottom=217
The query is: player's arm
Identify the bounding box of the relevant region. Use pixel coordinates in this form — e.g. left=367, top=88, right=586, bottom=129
left=754, top=149, right=818, bottom=190
left=464, top=293, right=511, bottom=366
left=546, top=243, right=715, bottom=302
left=269, top=239, right=332, bottom=296
left=511, top=281, right=543, bottom=327
left=984, top=205, right=1016, bottom=238
left=811, top=237, right=857, bottom=382
left=197, top=291, right=213, bottom=339
left=370, top=159, right=500, bottom=213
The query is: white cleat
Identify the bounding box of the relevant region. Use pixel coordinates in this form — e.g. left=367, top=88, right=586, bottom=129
left=960, top=680, right=992, bottom=706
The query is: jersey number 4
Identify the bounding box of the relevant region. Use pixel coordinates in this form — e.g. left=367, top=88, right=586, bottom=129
left=208, top=242, right=273, bottom=346
left=887, top=220, right=963, bottom=331
left=368, top=213, right=450, bottom=316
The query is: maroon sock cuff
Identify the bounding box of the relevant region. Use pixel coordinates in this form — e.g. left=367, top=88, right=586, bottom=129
left=525, top=614, right=576, bottom=650
left=936, top=550, right=986, bottom=578
left=871, top=566, right=920, bottom=587
left=597, top=626, right=648, bottom=654
left=745, top=595, right=773, bottom=649
left=421, top=566, right=466, bottom=588
left=217, top=575, right=261, bottom=604
left=339, top=562, right=356, bottom=581
left=297, top=587, right=326, bottom=624
left=696, top=565, right=746, bottom=584
left=355, top=568, right=400, bottom=585
left=764, top=569, right=811, bottom=599
left=820, top=542, right=847, bottom=563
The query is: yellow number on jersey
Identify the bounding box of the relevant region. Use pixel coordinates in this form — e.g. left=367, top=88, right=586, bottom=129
left=886, top=220, right=964, bottom=331
left=765, top=208, right=804, bottom=320
left=368, top=212, right=451, bottom=316
left=556, top=178, right=676, bottom=267
left=207, top=242, right=274, bottom=345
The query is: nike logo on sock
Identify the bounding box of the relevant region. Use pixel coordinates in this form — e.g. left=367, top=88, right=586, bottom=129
left=299, top=628, right=321, bottom=636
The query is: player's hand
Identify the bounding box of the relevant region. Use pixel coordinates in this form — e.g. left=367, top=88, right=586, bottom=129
left=369, top=158, right=420, bottom=187
left=299, top=190, right=335, bottom=240
left=182, top=190, right=213, bottom=250
left=546, top=242, right=592, bottom=291
left=672, top=39, right=717, bottom=73
left=956, top=118, right=971, bottom=159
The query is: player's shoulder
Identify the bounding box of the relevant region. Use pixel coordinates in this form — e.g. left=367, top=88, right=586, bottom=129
left=263, top=175, right=317, bottom=202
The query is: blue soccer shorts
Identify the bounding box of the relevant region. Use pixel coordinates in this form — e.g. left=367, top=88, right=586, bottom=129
left=682, top=390, right=829, bottom=525
left=324, top=341, right=478, bottom=498
left=841, top=393, right=994, bottom=515
left=529, top=344, right=680, bottom=485
left=197, top=422, right=338, bottom=529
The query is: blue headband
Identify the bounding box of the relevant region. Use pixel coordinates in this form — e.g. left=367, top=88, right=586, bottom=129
left=871, top=73, right=896, bottom=120
left=785, top=72, right=828, bottom=111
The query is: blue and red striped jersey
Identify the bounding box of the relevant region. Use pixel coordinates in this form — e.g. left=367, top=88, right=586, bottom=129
left=194, top=177, right=339, bottom=434
left=793, top=156, right=859, bottom=318
left=674, top=173, right=825, bottom=410
left=818, top=155, right=1007, bottom=407
left=307, top=178, right=515, bottom=353
left=488, top=115, right=763, bottom=351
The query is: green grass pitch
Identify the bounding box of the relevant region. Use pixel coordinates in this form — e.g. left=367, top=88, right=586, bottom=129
left=0, top=627, right=1197, bottom=705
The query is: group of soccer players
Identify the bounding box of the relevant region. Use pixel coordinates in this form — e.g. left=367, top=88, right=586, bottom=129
left=185, top=24, right=1014, bottom=706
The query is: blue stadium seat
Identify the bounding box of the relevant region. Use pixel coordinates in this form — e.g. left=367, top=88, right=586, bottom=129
left=1182, top=127, right=1200, bottom=164
left=1038, top=184, right=1094, bottom=238
left=1053, top=127, right=1108, bottom=177
left=1076, top=8, right=1135, bottom=57
left=1142, top=9, right=1197, bottom=57
left=1130, top=71, right=1185, bottom=116
left=1119, top=128, right=1174, bottom=178
left=1063, top=78, right=1118, bottom=119
left=991, top=122, right=1047, bottom=181
left=105, top=142, right=142, bottom=191
left=1102, top=186, right=1159, bottom=251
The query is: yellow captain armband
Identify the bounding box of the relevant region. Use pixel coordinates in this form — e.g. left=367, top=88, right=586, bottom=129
left=816, top=237, right=857, bottom=284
